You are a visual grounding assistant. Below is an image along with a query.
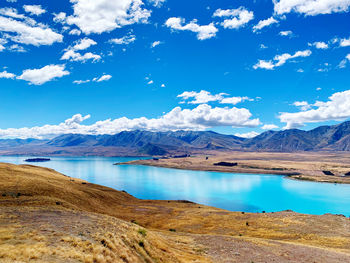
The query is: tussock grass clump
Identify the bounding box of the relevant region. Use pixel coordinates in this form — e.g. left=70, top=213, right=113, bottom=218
left=138, top=228, right=147, bottom=237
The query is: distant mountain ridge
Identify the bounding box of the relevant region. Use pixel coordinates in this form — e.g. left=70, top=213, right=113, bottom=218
left=2, top=121, right=350, bottom=156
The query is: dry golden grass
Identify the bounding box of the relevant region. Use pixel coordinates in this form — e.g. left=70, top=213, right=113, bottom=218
left=124, top=151, right=350, bottom=184
left=1, top=162, right=350, bottom=262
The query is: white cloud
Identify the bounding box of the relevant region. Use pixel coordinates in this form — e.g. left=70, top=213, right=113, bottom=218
left=177, top=90, right=253, bottom=105
left=0, top=44, right=5, bottom=51
left=280, top=89, right=350, bottom=129
left=8, top=44, right=26, bottom=52
left=165, top=17, right=218, bottom=40
left=0, top=71, right=15, bottom=79
left=293, top=101, right=311, bottom=111
left=110, top=35, right=136, bottom=45
left=0, top=14, right=63, bottom=46
left=0, top=7, right=26, bottom=19
left=23, top=5, right=46, bottom=16
left=61, top=50, right=101, bottom=62
left=94, top=74, right=112, bottom=82
left=148, top=0, right=166, bottom=7
left=61, top=38, right=100, bottom=63
left=53, top=12, right=66, bottom=23
left=220, top=96, right=253, bottom=105
left=73, top=79, right=90, bottom=84
left=309, top=41, right=329, bottom=49
left=279, top=30, right=293, bottom=37
left=297, top=68, right=304, bottom=73
left=66, top=0, right=151, bottom=34
left=147, top=80, right=154, bottom=84
left=340, top=37, right=350, bottom=47
left=213, top=7, right=254, bottom=29
left=253, top=17, right=278, bottom=32
left=17, top=64, right=69, bottom=85
left=273, top=0, right=350, bottom=16
left=161, top=83, right=165, bottom=87
left=253, top=50, right=312, bottom=70
left=261, top=124, right=279, bottom=130
left=338, top=53, right=350, bottom=68
left=69, top=29, right=81, bottom=35
left=234, top=131, right=260, bottom=138
left=260, top=44, right=268, bottom=49
left=178, top=90, right=226, bottom=104
left=74, top=74, right=112, bottom=84
left=72, top=38, right=97, bottom=50
left=151, top=40, right=162, bottom=48
left=0, top=105, right=260, bottom=139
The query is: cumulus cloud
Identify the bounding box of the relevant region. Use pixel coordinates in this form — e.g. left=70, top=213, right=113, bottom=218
left=61, top=51, right=101, bottom=62
left=74, top=74, right=112, bottom=84
left=61, top=38, right=100, bottom=62
left=253, top=50, right=312, bottom=70
left=73, top=79, right=90, bottom=84
left=178, top=90, right=226, bottom=104
left=340, top=37, right=350, bottom=47
left=69, top=29, right=81, bottom=35
left=261, top=124, right=279, bottom=130
left=0, top=105, right=260, bottom=139
left=0, top=7, right=26, bottom=19
left=148, top=0, right=166, bottom=7
left=110, top=35, right=136, bottom=45
left=23, top=5, right=46, bottom=16
left=273, top=0, right=350, bottom=16
left=213, top=7, right=254, bottom=29
left=279, top=30, right=293, bottom=37
left=72, top=38, right=97, bottom=50
left=177, top=90, right=253, bottom=105
left=94, top=74, right=112, bottom=82
left=339, top=54, right=350, bottom=68
left=220, top=97, right=253, bottom=105
left=279, top=89, right=350, bottom=129
left=66, top=0, right=151, bottom=34
left=253, top=17, right=278, bottom=32
left=0, top=70, right=15, bottom=79
left=8, top=44, right=25, bottom=52
left=165, top=17, right=218, bottom=40
left=17, top=64, right=69, bottom=85
left=53, top=12, right=66, bottom=23
left=234, top=131, right=260, bottom=138
left=0, top=14, right=63, bottom=46
left=309, top=41, right=329, bottom=49
left=151, top=40, right=162, bottom=48
left=293, top=101, right=312, bottom=111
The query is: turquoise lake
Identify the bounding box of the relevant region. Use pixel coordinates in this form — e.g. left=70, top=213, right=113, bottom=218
left=2, top=156, right=350, bottom=216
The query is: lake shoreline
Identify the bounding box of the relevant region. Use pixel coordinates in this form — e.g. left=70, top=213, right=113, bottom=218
left=117, top=151, right=350, bottom=184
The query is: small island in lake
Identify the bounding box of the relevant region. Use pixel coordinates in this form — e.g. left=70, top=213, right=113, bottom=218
left=24, top=158, right=51, bottom=163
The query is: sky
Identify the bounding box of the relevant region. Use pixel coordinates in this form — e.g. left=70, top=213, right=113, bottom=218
left=0, top=0, right=350, bottom=139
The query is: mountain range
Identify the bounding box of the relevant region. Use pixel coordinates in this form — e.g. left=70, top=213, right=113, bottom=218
left=1, top=121, right=350, bottom=156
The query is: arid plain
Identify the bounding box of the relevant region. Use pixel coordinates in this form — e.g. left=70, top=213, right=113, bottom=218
left=121, top=151, right=350, bottom=184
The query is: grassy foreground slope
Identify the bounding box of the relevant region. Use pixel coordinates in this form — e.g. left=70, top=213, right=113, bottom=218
left=1, top=163, right=350, bottom=262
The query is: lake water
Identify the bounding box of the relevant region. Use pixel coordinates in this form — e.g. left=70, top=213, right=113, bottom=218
left=2, top=156, right=350, bottom=216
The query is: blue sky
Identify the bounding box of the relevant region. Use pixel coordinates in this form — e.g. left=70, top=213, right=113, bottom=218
left=0, top=0, right=350, bottom=139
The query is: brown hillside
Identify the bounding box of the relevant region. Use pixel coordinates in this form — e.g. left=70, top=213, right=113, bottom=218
left=1, top=163, right=350, bottom=262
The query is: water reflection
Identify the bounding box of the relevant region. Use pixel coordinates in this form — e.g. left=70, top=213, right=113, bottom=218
left=1, top=156, right=350, bottom=215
